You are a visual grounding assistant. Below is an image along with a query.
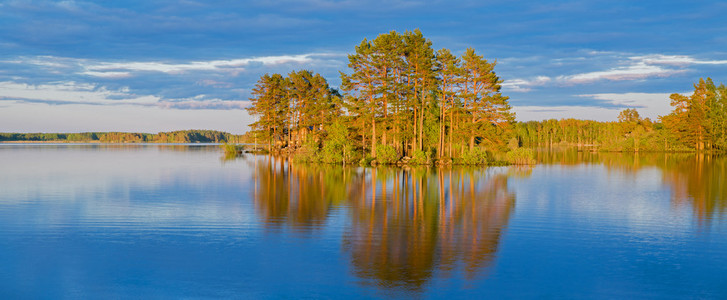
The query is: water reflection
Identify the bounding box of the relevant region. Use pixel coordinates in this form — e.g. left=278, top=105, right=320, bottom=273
left=251, top=159, right=519, bottom=293
left=252, top=156, right=352, bottom=231
left=660, top=154, right=727, bottom=223
left=538, top=148, right=727, bottom=225
left=2, top=145, right=726, bottom=297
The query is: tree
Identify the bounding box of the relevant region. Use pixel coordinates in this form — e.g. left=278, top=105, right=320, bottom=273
left=403, top=29, right=437, bottom=153
left=341, top=38, right=380, bottom=157
left=435, top=48, right=461, bottom=158
left=247, top=74, right=289, bottom=150
left=459, top=48, right=514, bottom=151
left=661, top=78, right=715, bottom=150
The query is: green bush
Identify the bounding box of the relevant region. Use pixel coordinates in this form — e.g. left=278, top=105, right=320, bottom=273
left=359, top=155, right=375, bottom=166
left=293, top=151, right=321, bottom=163
left=321, top=142, right=344, bottom=163
left=410, top=150, right=429, bottom=165
left=375, top=144, right=399, bottom=164
left=221, top=143, right=242, bottom=155
left=343, top=144, right=359, bottom=163
left=505, top=148, right=536, bottom=165
left=508, top=137, right=520, bottom=150
left=459, top=148, right=489, bottom=165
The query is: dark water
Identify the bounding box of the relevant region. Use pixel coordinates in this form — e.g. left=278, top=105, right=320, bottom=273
left=1, top=145, right=726, bottom=298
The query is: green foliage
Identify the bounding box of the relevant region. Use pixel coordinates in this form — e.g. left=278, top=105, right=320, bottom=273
left=457, top=147, right=489, bottom=165
left=320, top=142, right=343, bottom=163
left=375, top=144, right=399, bottom=164
left=296, top=139, right=322, bottom=163
left=660, top=78, right=727, bottom=151
left=221, top=143, right=243, bottom=155
left=506, top=148, right=536, bottom=165
left=507, top=137, right=519, bottom=150
left=359, top=155, right=375, bottom=166
left=409, top=149, right=430, bottom=165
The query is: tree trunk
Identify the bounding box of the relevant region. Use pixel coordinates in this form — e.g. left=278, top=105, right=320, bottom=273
left=371, top=118, right=377, bottom=157
left=412, top=107, right=418, bottom=154
left=449, top=110, right=453, bottom=158
left=469, top=116, right=475, bottom=151
left=439, top=103, right=444, bottom=158
left=419, top=100, right=424, bottom=152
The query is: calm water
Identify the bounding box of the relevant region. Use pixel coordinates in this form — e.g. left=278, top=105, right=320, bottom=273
left=1, top=145, right=726, bottom=298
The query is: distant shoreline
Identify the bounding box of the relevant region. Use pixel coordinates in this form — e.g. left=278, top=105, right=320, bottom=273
left=0, top=141, right=224, bottom=145
left=0, top=140, right=102, bottom=144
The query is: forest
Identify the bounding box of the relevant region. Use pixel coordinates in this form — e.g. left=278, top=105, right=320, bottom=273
left=516, top=78, right=727, bottom=152
left=246, top=30, right=727, bottom=165
left=0, top=130, right=243, bottom=143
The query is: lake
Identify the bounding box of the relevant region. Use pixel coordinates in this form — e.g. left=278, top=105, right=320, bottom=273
left=1, top=144, right=726, bottom=298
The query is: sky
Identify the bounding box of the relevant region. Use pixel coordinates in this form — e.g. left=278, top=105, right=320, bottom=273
left=1, top=0, right=726, bottom=134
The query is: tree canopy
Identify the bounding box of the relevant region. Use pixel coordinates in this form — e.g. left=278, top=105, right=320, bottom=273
left=247, top=29, right=515, bottom=162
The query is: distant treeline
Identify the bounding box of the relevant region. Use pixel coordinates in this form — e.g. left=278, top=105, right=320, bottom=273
left=515, top=78, right=727, bottom=152
left=0, top=130, right=244, bottom=143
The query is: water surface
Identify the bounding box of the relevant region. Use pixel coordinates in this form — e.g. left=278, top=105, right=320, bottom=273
left=1, top=145, right=726, bottom=298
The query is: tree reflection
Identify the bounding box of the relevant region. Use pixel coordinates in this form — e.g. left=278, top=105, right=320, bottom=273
left=343, top=167, right=516, bottom=293
left=539, top=149, right=727, bottom=225
left=252, top=156, right=355, bottom=232
left=251, top=160, right=520, bottom=293
left=596, top=152, right=727, bottom=224
left=660, top=154, right=727, bottom=224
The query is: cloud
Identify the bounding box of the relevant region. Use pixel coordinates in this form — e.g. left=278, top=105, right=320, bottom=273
left=81, top=54, right=316, bottom=76
left=81, top=54, right=328, bottom=77
left=6, top=53, right=343, bottom=78
left=0, top=53, right=347, bottom=110
left=577, top=92, right=683, bottom=120
left=502, top=76, right=551, bottom=92
left=159, top=99, right=250, bottom=110
left=0, top=81, right=157, bottom=106
left=558, top=62, right=684, bottom=84
left=505, top=53, right=727, bottom=89
left=514, top=92, right=687, bottom=122
left=513, top=105, right=625, bottom=121
left=80, top=71, right=133, bottom=78
left=0, top=101, right=252, bottom=134
left=0, top=81, right=247, bottom=110
left=629, top=54, right=727, bottom=66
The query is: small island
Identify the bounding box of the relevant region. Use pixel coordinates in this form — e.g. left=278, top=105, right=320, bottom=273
left=242, top=30, right=727, bottom=166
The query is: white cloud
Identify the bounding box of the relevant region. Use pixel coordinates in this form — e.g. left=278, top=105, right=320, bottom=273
left=80, top=71, right=132, bottom=78
left=578, top=92, right=685, bottom=120
left=513, top=105, right=624, bottom=121
left=6, top=53, right=339, bottom=78
left=515, top=92, right=687, bottom=121
left=0, top=101, right=252, bottom=134
left=558, top=62, right=684, bottom=84
left=0, top=81, right=158, bottom=106
left=505, top=53, right=727, bottom=88
left=629, top=54, right=727, bottom=66
left=501, top=76, right=551, bottom=92
left=158, top=96, right=250, bottom=110
left=0, top=81, right=248, bottom=110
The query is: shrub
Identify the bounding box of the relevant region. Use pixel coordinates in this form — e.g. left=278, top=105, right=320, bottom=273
left=359, top=155, right=375, bottom=166
left=508, top=137, right=520, bottom=150
left=505, top=148, right=536, bottom=165
left=459, top=148, right=489, bottom=165
left=221, top=143, right=242, bottom=155
left=410, top=150, right=429, bottom=165
left=375, top=144, right=399, bottom=164
left=320, top=142, right=344, bottom=163
left=343, top=144, right=359, bottom=163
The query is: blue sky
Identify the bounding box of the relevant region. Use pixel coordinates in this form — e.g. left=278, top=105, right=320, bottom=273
left=1, top=0, right=726, bottom=134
